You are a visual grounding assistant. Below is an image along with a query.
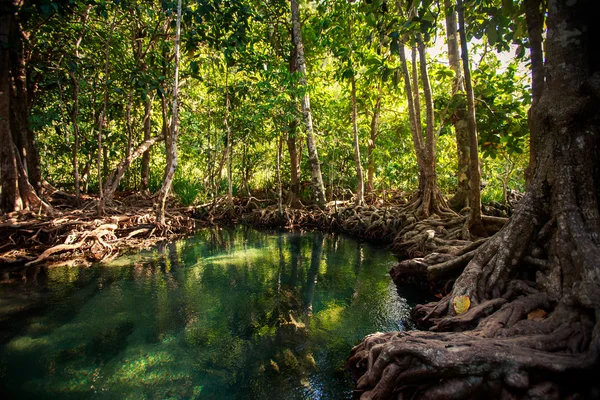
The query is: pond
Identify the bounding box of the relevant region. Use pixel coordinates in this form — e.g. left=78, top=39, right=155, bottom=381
left=0, top=226, right=428, bottom=399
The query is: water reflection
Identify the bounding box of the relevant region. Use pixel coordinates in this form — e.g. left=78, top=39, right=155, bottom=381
left=0, top=227, right=423, bottom=399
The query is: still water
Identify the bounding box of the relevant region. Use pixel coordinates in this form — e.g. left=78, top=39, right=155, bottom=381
left=0, top=227, right=426, bottom=399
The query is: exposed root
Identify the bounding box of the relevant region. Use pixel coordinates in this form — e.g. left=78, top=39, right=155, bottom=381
left=348, top=323, right=598, bottom=400
left=0, top=194, right=197, bottom=267
left=348, top=190, right=600, bottom=398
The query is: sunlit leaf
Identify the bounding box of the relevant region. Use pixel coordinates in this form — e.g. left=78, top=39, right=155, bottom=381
left=452, top=295, right=470, bottom=315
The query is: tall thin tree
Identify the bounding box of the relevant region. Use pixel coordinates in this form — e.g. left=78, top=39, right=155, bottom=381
left=457, top=0, right=485, bottom=236
left=156, top=0, right=181, bottom=224
left=290, top=0, right=327, bottom=207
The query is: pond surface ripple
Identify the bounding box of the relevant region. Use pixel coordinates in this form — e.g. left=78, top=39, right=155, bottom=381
left=0, top=226, right=428, bottom=399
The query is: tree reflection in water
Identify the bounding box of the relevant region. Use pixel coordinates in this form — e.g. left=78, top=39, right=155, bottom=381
left=0, top=226, right=427, bottom=399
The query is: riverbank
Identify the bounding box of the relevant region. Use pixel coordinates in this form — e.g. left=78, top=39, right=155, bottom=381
left=1, top=192, right=509, bottom=278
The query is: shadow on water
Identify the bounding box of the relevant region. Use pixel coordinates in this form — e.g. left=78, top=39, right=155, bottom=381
left=0, top=226, right=428, bottom=399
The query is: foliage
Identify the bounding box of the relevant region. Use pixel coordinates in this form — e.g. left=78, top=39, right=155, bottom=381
left=20, top=0, right=531, bottom=206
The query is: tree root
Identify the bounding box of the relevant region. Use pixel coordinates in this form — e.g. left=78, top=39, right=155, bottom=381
left=348, top=324, right=598, bottom=400
left=1, top=194, right=197, bottom=267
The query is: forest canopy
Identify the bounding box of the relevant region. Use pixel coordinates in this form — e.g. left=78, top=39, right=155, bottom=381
left=1, top=0, right=531, bottom=214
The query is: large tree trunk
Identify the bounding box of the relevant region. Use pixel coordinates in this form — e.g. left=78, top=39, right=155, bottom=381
left=156, top=0, right=181, bottom=224
left=10, top=18, right=42, bottom=195
left=349, top=1, right=600, bottom=397
left=0, top=5, right=21, bottom=213
left=290, top=0, right=326, bottom=208
left=0, top=1, right=49, bottom=214
left=524, top=0, right=545, bottom=184
left=457, top=0, right=485, bottom=237
left=445, top=0, right=470, bottom=211
left=351, top=75, right=364, bottom=206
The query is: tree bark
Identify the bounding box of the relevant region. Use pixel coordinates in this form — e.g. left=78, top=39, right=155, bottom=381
left=411, top=46, right=422, bottom=142
left=457, top=0, right=486, bottom=236
left=445, top=0, right=470, bottom=211
left=0, top=4, right=21, bottom=213
left=290, top=0, right=326, bottom=208
left=0, top=1, right=48, bottom=214
left=524, top=0, right=545, bottom=184
left=351, top=75, right=364, bottom=206
left=9, top=18, right=42, bottom=195
left=156, top=0, right=181, bottom=224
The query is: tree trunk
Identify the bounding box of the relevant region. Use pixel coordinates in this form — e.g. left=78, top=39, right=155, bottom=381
left=241, top=144, right=251, bottom=197
left=398, top=42, right=425, bottom=190
left=9, top=15, right=42, bottom=195
left=367, top=78, right=383, bottom=196
left=104, top=135, right=164, bottom=202
left=411, top=46, right=422, bottom=141
left=415, top=35, right=452, bottom=218
left=349, top=1, right=600, bottom=397
left=68, top=5, right=91, bottom=203
left=351, top=75, right=364, bottom=206
left=457, top=0, right=486, bottom=237
left=286, top=38, right=303, bottom=208
left=524, top=0, right=545, bottom=184
left=156, top=0, right=181, bottom=224
left=290, top=0, right=326, bottom=207
left=223, top=70, right=233, bottom=204
left=0, top=1, right=49, bottom=214
left=124, top=88, right=135, bottom=189
left=286, top=118, right=302, bottom=208
left=97, top=13, right=118, bottom=216
left=140, top=94, right=154, bottom=192
left=445, top=0, right=470, bottom=211
left=277, top=133, right=283, bottom=216
left=0, top=6, right=21, bottom=213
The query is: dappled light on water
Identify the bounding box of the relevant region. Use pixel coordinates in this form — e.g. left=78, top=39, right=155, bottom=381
left=0, top=227, right=426, bottom=399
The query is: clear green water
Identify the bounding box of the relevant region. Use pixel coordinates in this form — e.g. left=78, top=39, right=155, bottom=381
left=0, top=227, right=427, bottom=399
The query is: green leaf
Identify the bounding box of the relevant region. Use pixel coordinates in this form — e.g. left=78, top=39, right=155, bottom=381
left=502, top=0, right=514, bottom=15
left=366, top=12, right=377, bottom=27
left=421, top=13, right=434, bottom=23
left=487, top=24, right=498, bottom=45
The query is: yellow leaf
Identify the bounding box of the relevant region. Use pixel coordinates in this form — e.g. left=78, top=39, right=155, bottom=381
left=452, top=295, right=471, bottom=315
left=527, top=309, right=547, bottom=321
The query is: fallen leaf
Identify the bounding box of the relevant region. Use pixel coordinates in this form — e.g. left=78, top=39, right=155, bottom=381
left=527, top=309, right=547, bottom=321
left=452, top=295, right=471, bottom=315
